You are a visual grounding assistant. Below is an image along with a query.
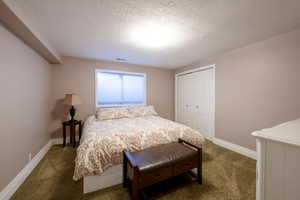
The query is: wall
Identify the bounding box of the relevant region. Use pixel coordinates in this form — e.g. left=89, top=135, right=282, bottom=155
left=176, top=28, right=300, bottom=150
left=50, top=56, right=175, bottom=137
left=0, top=24, right=52, bottom=191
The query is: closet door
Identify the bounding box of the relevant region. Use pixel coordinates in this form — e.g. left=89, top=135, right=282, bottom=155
left=176, top=68, right=213, bottom=140
left=177, top=72, right=195, bottom=128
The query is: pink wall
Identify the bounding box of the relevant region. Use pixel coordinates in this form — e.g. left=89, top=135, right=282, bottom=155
left=0, top=24, right=52, bottom=191
left=50, top=56, right=175, bottom=138
left=176, top=28, right=300, bottom=150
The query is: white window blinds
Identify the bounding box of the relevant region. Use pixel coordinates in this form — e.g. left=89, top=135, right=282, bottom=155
left=96, top=71, right=145, bottom=106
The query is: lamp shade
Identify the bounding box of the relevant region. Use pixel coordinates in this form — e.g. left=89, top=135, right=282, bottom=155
left=63, top=94, right=81, bottom=106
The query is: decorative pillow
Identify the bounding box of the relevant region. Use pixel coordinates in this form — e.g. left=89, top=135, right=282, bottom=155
left=96, top=107, right=131, bottom=120
left=129, top=105, right=158, bottom=117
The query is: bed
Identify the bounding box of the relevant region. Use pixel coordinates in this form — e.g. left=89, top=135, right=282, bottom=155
left=73, top=106, right=205, bottom=193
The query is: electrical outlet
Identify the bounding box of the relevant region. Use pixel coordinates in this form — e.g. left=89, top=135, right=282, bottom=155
left=28, top=153, right=32, bottom=162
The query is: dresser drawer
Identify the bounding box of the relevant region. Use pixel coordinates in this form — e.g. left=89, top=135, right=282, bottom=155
left=173, top=157, right=198, bottom=175
left=139, top=166, right=172, bottom=188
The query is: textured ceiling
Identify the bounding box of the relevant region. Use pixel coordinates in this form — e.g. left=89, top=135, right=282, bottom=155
left=13, top=0, right=300, bottom=68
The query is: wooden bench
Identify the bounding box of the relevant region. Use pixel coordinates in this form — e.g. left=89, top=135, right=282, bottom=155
left=123, top=139, right=202, bottom=200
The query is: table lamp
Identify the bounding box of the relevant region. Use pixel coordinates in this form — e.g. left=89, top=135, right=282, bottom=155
left=63, top=94, right=81, bottom=122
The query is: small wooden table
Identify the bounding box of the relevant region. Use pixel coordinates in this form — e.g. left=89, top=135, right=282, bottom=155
left=62, top=120, right=82, bottom=148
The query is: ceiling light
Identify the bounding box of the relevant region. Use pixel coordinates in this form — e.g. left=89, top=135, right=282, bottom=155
left=129, top=22, right=182, bottom=48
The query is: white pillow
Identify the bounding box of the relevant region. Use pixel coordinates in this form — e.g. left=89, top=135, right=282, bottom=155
left=96, top=107, right=131, bottom=120
left=128, top=105, right=158, bottom=117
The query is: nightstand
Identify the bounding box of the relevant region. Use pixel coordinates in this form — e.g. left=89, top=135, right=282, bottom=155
left=62, top=120, right=82, bottom=148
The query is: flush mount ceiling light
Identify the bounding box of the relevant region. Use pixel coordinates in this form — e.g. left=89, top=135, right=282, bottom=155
left=129, top=22, right=183, bottom=48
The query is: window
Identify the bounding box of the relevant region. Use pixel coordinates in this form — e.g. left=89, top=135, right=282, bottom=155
left=96, top=70, right=146, bottom=106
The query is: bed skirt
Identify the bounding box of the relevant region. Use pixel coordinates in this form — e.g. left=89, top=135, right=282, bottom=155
left=83, top=164, right=122, bottom=193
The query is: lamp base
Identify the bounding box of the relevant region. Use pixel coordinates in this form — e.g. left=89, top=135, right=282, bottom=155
left=69, top=106, right=76, bottom=122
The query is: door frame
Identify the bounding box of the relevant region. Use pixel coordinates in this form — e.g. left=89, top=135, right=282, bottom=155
left=175, top=64, right=215, bottom=141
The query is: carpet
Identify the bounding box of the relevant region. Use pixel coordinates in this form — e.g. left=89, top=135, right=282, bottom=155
left=11, top=141, right=256, bottom=200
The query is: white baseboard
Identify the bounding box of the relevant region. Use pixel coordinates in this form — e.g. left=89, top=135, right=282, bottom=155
left=51, top=137, right=65, bottom=145
left=52, top=136, right=79, bottom=145
left=0, top=140, right=52, bottom=200
left=213, top=138, right=257, bottom=160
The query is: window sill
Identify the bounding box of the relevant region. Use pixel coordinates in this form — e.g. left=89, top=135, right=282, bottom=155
left=96, top=103, right=146, bottom=108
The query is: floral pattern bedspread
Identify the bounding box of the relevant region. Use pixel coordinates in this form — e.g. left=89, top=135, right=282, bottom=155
left=73, top=115, right=205, bottom=181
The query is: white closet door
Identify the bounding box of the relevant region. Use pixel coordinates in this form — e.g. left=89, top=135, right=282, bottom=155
left=176, top=68, right=213, bottom=140
left=177, top=72, right=195, bottom=128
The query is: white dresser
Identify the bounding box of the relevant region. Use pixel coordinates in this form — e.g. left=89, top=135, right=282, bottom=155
left=252, top=119, right=300, bottom=200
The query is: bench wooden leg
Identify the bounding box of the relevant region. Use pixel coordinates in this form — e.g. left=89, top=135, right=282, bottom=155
left=123, top=151, right=127, bottom=188
left=132, top=166, right=139, bottom=200
left=197, top=148, right=202, bottom=184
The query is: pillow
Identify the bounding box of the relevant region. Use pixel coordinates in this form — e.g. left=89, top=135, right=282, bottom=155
left=96, top=107, right=131, bottom=120
left=129, top=105, right=158, bottom=117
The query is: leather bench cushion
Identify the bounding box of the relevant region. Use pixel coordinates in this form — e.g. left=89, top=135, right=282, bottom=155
left=129, top=142, right=197, bottom=173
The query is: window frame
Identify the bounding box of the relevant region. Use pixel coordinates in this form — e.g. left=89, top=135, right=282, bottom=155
left=95, top=69, right=147, bottom=108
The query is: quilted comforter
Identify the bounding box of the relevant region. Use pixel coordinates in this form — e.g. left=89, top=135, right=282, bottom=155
left=73, top=115, right=205, bottom=181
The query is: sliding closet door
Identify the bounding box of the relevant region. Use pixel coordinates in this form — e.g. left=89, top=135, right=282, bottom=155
left=176, top=68, right=214, bottom=140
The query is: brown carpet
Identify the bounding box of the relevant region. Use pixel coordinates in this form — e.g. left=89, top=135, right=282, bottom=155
left=11, top=141, right=256, bottom=200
